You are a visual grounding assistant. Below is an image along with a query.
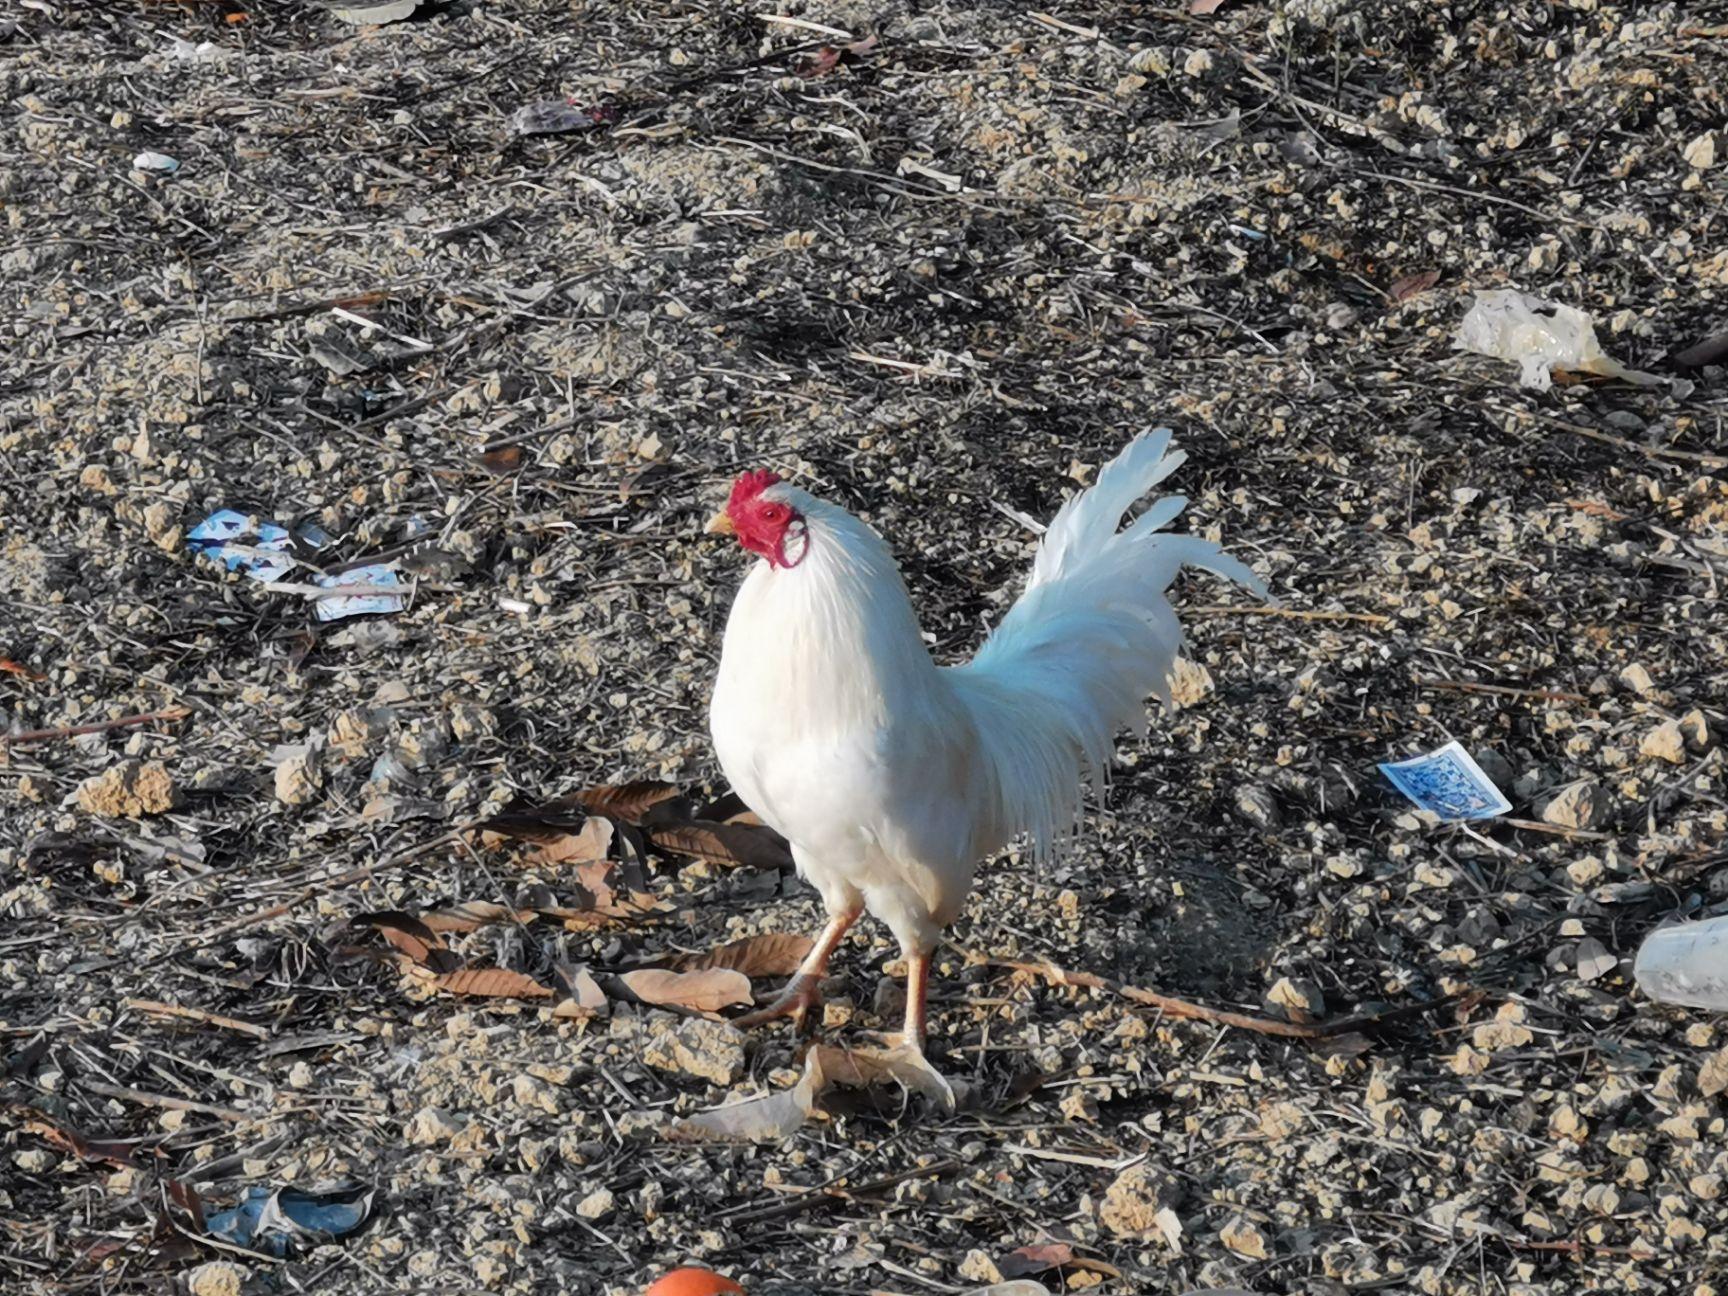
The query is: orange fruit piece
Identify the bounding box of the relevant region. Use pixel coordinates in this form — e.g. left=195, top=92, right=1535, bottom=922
left=643, top=1269, right=746, bottom=1296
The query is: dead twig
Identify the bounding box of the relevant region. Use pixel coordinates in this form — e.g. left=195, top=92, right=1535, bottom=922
left=719, top=1158, right=961, bottom=1226
left=1492, top=404, right=1728, bottom=469
left=76, top=1078, right=254, bottom=1123
left=2, top=706, right=190, bottom=746
left=1416, top=677, right=1590, bottom=705
left=1189, top=605, right=1391, bottom=627
left=122, top=999, right=271, bottom=1042
left=996, top=957, right=1455, bottom=1039
left=1502, top=817, right=1613, bottom=841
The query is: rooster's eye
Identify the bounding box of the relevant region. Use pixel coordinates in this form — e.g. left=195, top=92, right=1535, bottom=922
left=761, top=505, right=785, bottom=522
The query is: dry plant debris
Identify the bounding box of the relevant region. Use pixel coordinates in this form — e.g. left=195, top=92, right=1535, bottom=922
left=2, top=1, right=1726, bottom=1294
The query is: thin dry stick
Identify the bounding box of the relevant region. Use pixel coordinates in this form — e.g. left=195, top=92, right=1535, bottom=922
left=2, top=706, right=190, bottom=746
left=1189, top=605, right=1391, bottom=627
left=122, top=999, right=271, bottom=1041
left=755, top=12, right=853, bottom=38
left=1494, top=404, right=1728, bottom=469
left=76, top=1078, right=253, bottom=1123
left=1501, top=816, right=1612, bottom=841
left=998, top=957, right=1454, bottom=1040
left=1417, top=677, right=1590, bottom=704
left=1503, top=1235, right=1657, bottom=1262
left=721, top=1159, right=961, bottom=1226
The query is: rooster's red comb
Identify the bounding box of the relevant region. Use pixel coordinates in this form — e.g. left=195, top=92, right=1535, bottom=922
left=728, top=469, right=784, bottom=511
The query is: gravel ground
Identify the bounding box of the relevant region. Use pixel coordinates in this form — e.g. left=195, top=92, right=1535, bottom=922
left=3, top=2, right=1727, bottom=1294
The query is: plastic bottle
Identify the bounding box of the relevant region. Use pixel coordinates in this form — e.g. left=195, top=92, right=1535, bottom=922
left=1633, top=916, right=1728, bottom=1009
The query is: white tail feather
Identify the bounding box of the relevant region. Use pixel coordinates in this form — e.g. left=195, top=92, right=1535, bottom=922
left=947, top=430, right=1265, bottom=858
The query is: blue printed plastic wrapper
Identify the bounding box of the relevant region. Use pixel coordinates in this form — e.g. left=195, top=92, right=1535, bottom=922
left=1379, top=741, right=1512, bottom=821
left=314, top=564, right=403, bottom=622
left=187, top=509, right=295, bottom=582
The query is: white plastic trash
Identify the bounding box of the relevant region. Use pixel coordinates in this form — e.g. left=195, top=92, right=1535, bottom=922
left=1454, top=289, right=1662, bottom=391
left=1633, top=915, right=1728, bottom=1010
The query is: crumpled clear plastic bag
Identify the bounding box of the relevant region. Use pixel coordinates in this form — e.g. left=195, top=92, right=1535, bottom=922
left=1453, top=289, right=1663, bottom=391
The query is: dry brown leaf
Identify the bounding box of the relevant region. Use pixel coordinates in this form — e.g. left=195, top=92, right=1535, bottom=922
left=648, top=820, right=793, bottom=871
left=420, top=901, right=534, bottom=933
left=435, top=967, right=554, bottom=999
left=695, top=790, right=750, bottom=821
left=572, top=780, right=686, bottom=825
left=621, top=967, right=753, bottom=1013
left=1674, top=328, right=1728, bottom=368
left=550, top=963, right=608, bottom=1018
left=478, top=444, right=523, bottom=474
left=671, top=933, right=813, bottom=978
left=356, top=911, right=459, bottom=973
left=998, top=1244, right=1075, bottom=1278
left=529, top=816, right=614, bottom=866
left=478, top=807, right=588, bottom=843
left=670, top=1039, right=962, bottom=1142
left=809, top=1043, right=961, bottom=1107
left=1388, top=268, right=1441, bottom=302
left=667, top=1077, right=815, bottom=1142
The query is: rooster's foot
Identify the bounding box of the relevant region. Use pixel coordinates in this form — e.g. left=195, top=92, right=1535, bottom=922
left=852, top=1036, right=959, bottom=1112
left=732, top=975, right=823, bottom=1033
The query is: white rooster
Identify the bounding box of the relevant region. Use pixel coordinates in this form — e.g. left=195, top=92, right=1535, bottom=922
left=705, top=431, right=1264, bottom=1097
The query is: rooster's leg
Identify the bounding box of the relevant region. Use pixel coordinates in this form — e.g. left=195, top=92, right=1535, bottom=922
left=732, top=903, right=862, bottom=1032
left=901, top=949, right=932, bottom=1046
left=875, top=948, right=956, bottom=1111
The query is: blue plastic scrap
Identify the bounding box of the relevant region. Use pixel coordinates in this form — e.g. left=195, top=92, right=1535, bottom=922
left=204, top=1183, right=376, bottom=1258
left=1379, top=741, right=1512, bottom=822
left=187, top=510, right=295, bottom=582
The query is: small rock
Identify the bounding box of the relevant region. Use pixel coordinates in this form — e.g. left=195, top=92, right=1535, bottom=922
left=1678, top=709, right=1714, bottom=753
left=1324, top=301, right=1358, bottom=329
left=959, top=1250, right=1004, bottom=1284
left=511, top=1074, right=560, bottom=1115
left=1169, top=657, right=1214, bottom=708
left=640, top=1016, right=745, bottom=1086
left=1472, top=1002, right=1533, bottom=1051
left=274, top=747, right=323, bottom=806
left=1683, top=130, right=1717, bottom=170
left=1473, top=748, right=1515, bottom=793
left=1541, top=782, right=1612, bottom=830
left=405, top=1106, right=467, bottom=1145
left=1234, top=783, right=1282, bottom=831
left=1099, top=1161, right=1182, bottom=1238
left=374, top=679, right=412, bottom=705
left=1220, top=1216, right=1271, bottom=1260
left=328, top=707, right=392, bottom=756
left=185, top=1261, right=246, bottom=1296
left=1698, top=1046, right=1728, bottom=1098
left=1639, top=720, right=1687, bottom=765
left=575, top=1186, right=615, bottom=1220
left=450, top=703, right=498, bottom=742
left=75, top=760, right=178, bottom=817
left=1619, top=663, right=1656, bottom=695
left=471, top=1255, right=508, bottom=1287
left=1568, top=853, right=1607, bottom=889
left=142, top=500, right=181, bottom=552
left=1264, top=976, right=1325, bottom=1022
left=13, top=1148, right=56, bottom=1173
left=1574, top=937, right=1615, bottom=982
left=287, top=1061, right=314, bottom=1089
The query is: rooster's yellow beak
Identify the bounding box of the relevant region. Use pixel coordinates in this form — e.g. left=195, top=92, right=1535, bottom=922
left=705, top=511, right=735, bottom=537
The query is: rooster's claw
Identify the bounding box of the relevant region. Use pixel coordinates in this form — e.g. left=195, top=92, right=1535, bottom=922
left=732, top=975, right=823, bottom=1033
